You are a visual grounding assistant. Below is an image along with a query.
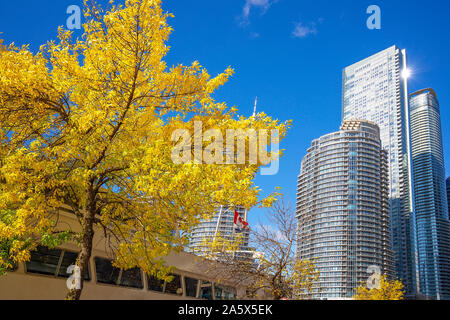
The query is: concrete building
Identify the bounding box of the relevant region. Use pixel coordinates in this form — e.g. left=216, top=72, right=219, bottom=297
left=296, top=120, right=393, bottom=299
left=0, top=209, right=256, bottom=300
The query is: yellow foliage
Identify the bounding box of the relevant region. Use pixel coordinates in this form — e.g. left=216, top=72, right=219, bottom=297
left=0, top=0, right=289, bottom=297
left=353, top=275, right=405, bottom=300
left=290, top=260, right=320, bottom=300
left=196, top=232, right=246, bottom=261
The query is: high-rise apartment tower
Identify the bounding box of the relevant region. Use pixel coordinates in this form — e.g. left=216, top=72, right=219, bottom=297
left=296, top=120, right=393, bottom=299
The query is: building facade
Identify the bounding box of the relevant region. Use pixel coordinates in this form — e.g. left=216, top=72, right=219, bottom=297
left=296, top=120, right=394, bottom=299
left=0, top=210, right=252, bottom=300
left=410, top=89, right=450, bottom=300
left=342, top=46, right=417, bottom=297
left=447, top=177, right=450, bottom=217
left=188, top=206, right=251, bottom=259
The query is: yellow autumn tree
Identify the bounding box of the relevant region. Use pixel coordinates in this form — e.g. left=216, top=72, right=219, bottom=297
left=353, top=275, right=405, bottom=300
left=0, top=0, right=289, bottom=300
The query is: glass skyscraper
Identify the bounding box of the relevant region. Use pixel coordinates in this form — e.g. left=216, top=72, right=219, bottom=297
left=342, top=46, right=417, bottom=297
left=296, top=120, right=394, bottom=299
left=410, top=89, right=450, bottom=300
left=447, top=178, right=450, bottom=217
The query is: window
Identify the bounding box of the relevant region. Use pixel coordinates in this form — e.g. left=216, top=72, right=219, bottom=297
left=95, top=258, right=144, bottom=289
left=26, top=246, right=61, bottom=276
left=215, top=285, right=237, bottom=300
left=120, top=268, right=143, bottom=289
left=224, top=290, right=237, bottom=300
left=165, top=274, right=183, bottom=296
left=147, top=275, right=164, bottom=292
left=57, top=250, right=90, bottom=280
left=94, top=257, right=120, bottom=285
left=200, top=281, right=213, bottom=300
left=185, top=277, right=199, bottom=298
left=26, top=246, right=90, bottom=281
left=215, top=286, right=224, bottom=300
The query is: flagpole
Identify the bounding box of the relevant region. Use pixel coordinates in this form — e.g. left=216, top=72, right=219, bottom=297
left=232, top=208, right=237, bottom=260
left=232, top=209, right=236, bottom=237
left=214, top=205, right=223, bottom=242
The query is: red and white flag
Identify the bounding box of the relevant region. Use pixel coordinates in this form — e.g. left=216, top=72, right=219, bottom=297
left=234, top=210, right=249, bottom=230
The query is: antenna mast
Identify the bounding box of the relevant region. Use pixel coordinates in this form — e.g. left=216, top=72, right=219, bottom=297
left=253, top=96, right=258, bottom=117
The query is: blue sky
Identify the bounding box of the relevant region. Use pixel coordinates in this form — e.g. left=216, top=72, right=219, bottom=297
left=1, top=0, right=450, bottom=226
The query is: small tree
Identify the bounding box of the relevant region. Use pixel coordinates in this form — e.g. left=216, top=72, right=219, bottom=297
left=353, top=275, right=405, bottom=300
left=290, top=259, right=320, bottom=300
left=197, top=200, right=319, bottom=300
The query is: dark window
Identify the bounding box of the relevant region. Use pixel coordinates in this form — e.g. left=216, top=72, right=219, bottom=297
left=57, top=251, right=91, bottom=281
left=215, top=286, right=224, bottom=300
left=200, top=281, right=213, bottom=300
left=147, top=275, right=164, bottom=292
left=120, top=268, right=143, bottom=289
left=26, top=246, right=62, bottom=276
left=94, top=258, right=120, bottom=285
left=215, top=285, right=236, bottom=300
left=224, top=290, right=237, bottom=300
left=164, top=274, right=182, bottom=296
left=185, top=277, right=199, bottom=298
left=26, top=246, right=91, bottom=281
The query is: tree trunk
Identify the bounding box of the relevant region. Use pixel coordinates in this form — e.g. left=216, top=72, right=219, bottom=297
left=272, top=277, right=282, bottom=300
left=66, top=192, right=96, bottom=300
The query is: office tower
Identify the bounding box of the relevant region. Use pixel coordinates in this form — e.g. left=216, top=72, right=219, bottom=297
left=342, top=46, right=417, bottom=297
left=188, top=206, right=251, bottom=259
left=410, top=89, right=450, bottom=300
left=296, top=120, right=394, bottom=300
